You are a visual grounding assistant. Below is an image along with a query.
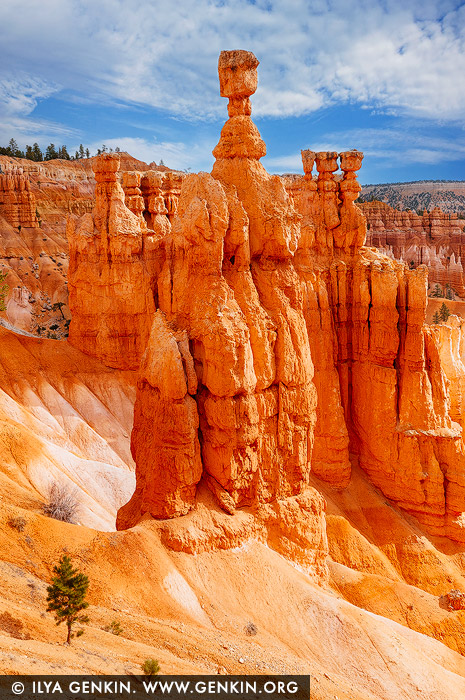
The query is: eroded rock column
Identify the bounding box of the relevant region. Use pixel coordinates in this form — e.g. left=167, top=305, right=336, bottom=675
left=68, top=154, right=155, bottom=369
left=118, top=50, right=320, bottom=527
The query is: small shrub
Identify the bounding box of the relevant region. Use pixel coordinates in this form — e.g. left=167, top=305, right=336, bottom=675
left=105, top=620, right=123, bottom=636
left=0, top=270, right=8, bottom=312
left=42, top=483, right=79, bottom=523
left=7, top=515, right=26, bottom=532
left=141, top=658, right=160, bottom=676
left=244, top=621, right=258, bottom=636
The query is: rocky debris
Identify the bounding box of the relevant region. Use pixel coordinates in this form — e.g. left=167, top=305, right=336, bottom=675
left=440, top=590, right=465, bottom=611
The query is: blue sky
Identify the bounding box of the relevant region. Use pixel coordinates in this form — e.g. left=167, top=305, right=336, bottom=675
left=1, top=0, right=464, bottom=183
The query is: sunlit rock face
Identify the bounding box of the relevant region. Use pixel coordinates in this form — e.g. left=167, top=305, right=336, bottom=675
left=59, top=49, right=464, bottom=546
left=67, top=154, right=186, bottom=369
left=67, top=154, right=156, bottom=369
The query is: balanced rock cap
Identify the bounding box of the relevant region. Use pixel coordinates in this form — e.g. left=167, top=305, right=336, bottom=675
left=218, top=50, right=260, bottom=98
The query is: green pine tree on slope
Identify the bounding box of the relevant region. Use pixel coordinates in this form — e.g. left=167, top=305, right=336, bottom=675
left=46, top=555, right=89, bottom=644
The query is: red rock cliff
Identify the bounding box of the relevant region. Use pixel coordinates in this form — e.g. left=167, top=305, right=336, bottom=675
left=68, top=157, right=185, bottom=368
left=112, top=51, right=465, bottom=544
left=362, top=200, right=465, bottom=296
left=0, top=166, right=39, bottom=229
left=0, top=164, right=71, bottom=336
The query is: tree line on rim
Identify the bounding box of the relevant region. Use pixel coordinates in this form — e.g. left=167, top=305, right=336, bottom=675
left=0, top=139, right=122, bottom=162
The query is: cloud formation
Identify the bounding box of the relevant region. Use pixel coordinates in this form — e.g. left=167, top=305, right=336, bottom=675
left=1, top=0, right=464, bottom=123
left=0, top=73, right=77, bottom=145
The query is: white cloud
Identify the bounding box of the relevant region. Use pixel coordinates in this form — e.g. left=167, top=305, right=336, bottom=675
left=0, top=75, right=58, bottom=116
left=0, top=0, right=464, bottom=123
left=0, top=74, right=78, bottom=145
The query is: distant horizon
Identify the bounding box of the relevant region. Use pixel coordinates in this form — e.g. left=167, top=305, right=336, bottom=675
left=1, top=0, right=464, bottom=186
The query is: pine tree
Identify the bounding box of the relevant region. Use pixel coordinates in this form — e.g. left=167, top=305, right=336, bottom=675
left=0, top=270, right=8, bottom=312
left=439, top=302, right=451, bottom=322
left=45, top=144, right=58, bottom=160
left=445, top=284, right=454, bottom=300
left=431, top=283, right=443, bottom=298
left=85, top=148, right=90, bottom=158
left=432, top=311, right=441, bottom=324
left=32, top=143, right=43, bottom=162
left=8, top=138, right=18, bottom=154
left=58, top=145, right=70, bottom=160
left=46, top=555, right=89, bottom=644
left=79, top=144, right=85, bottom=159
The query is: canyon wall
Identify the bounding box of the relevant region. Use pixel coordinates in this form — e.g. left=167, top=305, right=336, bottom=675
left=67, top=155, right=155, bottom=369
left=361, top=200, right=465, bottom=296
left=0, top=167, right=39, bottom=229
left=0, top=155, right=179, bottom=338
left=0, top=164, right=69, bottom=336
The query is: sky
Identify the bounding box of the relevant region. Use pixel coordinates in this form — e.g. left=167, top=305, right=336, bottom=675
left=0, top=0, right=464, bottom=184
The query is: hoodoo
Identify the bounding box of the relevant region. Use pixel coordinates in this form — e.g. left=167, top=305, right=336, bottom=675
left=66, top=49, right=465, bottom=545
left=67, top=154, right=185, bottom=369
left=117, top=49, right=323, bottom=530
